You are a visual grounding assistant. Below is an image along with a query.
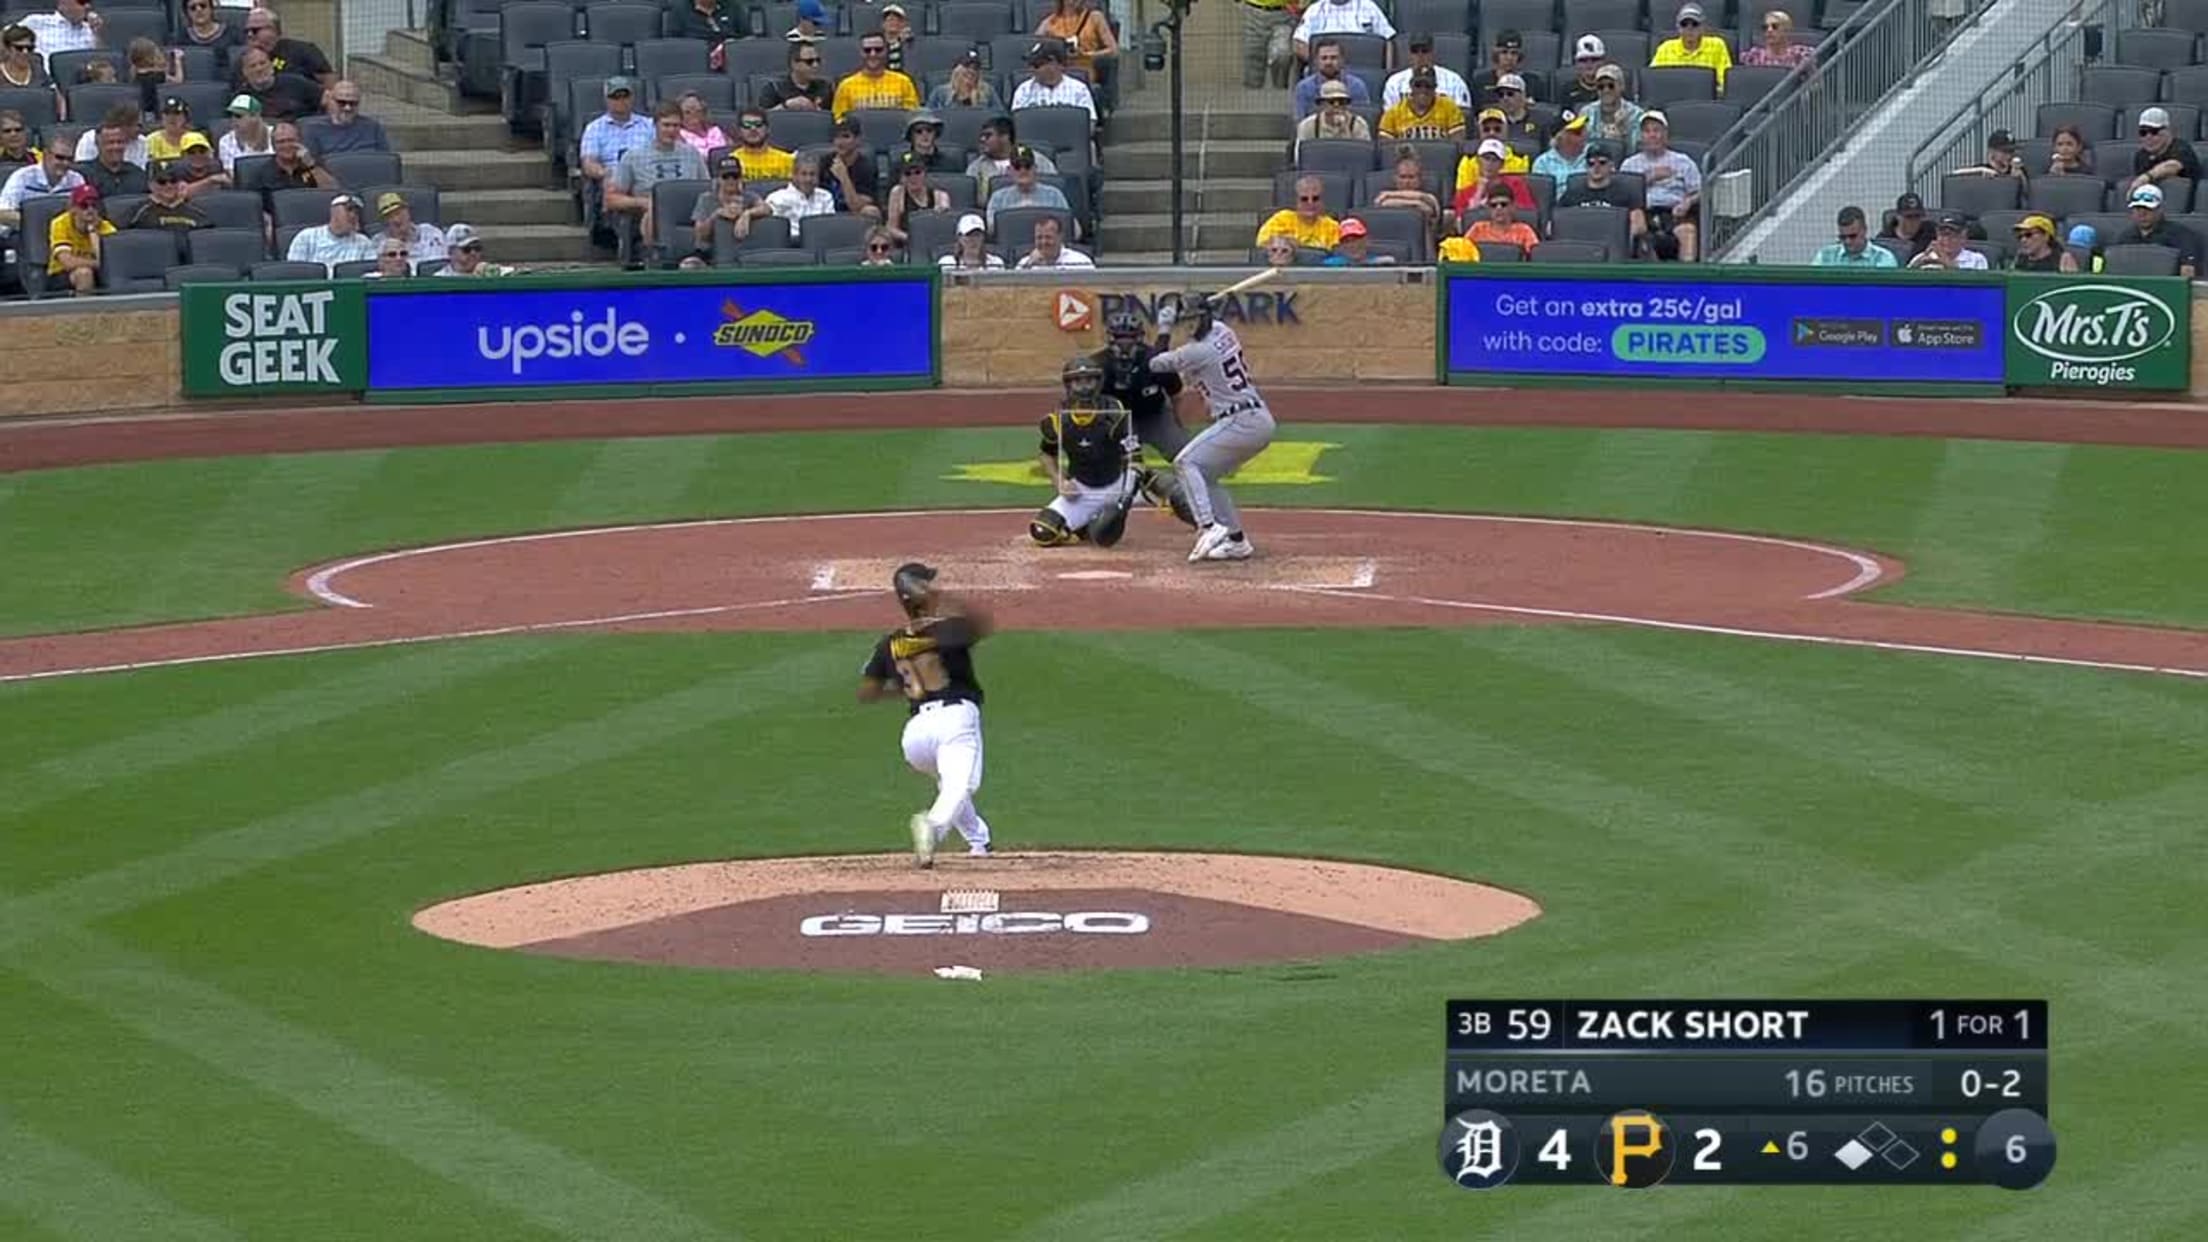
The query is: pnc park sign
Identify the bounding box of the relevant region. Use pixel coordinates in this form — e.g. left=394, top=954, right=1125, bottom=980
left=2003, top=275, right=2190, bottom=391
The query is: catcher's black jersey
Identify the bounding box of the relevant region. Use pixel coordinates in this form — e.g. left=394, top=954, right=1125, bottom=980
left=863, top=616, right=984, bottom=715
left=1039, top=399, right=1133, bottom=489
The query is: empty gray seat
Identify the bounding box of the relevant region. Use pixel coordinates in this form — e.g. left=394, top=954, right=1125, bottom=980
left=2115, top=28, right=2199, bottom=71
left=165, top=262, right=242, bottom=288
left=1640, top=66, right=1717, bottom=105
left=1296, top=137, right=1381, bottom=174
left=2080, top=66, right=2162, bottom=108
left=98, top=229, right=182, bottom=292
left=1941, top=172, right=2023, bottom=217
left=2102, top=241, right=2182, bottom=273
left=2036, top=101, right=2118, bottom=139
left=2026, top=174, right=2109, bottom=216
left=189, top=228, right=271, bottom=268
left=585, top=2, right=664, bottom=47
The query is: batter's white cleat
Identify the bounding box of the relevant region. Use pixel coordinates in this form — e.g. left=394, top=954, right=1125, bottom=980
left=1188, top=524, right=1231, bottom=562
left=1204, top=534, right=1253, bottom=561
left=909, top=814, right=936, bottom=869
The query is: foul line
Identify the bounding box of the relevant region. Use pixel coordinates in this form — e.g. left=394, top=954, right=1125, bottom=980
left=0, top=592, right=874, bottom=686
left=1289, top=587, right=2208, bottom=682
left=301, top=508, right=1886, bottom=609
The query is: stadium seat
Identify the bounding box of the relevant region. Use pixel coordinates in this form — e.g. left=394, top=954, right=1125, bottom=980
left=2125, top=101, right=2201, bottom=136
left=2025, top=174, right=2108, bottom=217
left=2165, top=0, right=2208, bottom=32
left=1297, top=137, right=1381, bottom=175
left=323, top=150, right=404, bottom=189
left=1329, top=34, right=1393, bottom=76
left=846, top=106, right=916, bottom=151
left=2162, top=64, right=2208, bottom=106
left=585, top=1, right=665, bottom=48
left=1530, top=238, right=1608, bottom=261
left=1719, top=64, right=1795, bottom=110
left=0, top=86, right=58, bottom=140
left=2115, top=28, right=2200, bottom=71
left=656, top=73, right=738, bottom=112
left=2102, top=242, right=2182, bottom=273
left=1940, top=173, right=2022, bottom=218
left=709, top=213, right=794, bottom=263
left=1346, top=205, right=1431, bottom=256
left=738, top=244, right=819, bottom=265
left=363, top=184, right=444, bottom=225
left=1398, top=0, right=1474, bottom=36
left=51, top=50, right=127, bottom=90
left=1471, top=240, right=1525, bottom=260
left=500, top=1, right=582, bottom=125
left=1479, top=0, right=1556, bottom=47
left=2036, top=100, right=2118, bottom=139
left=767, top=108, right=836, bottom=150
left=332, top=259, right=382, bottom=277
left=794, top=210, right=871, bottom=257
left=190, top=228, right=272, bottom=268
left=1641, top=66, right=1718, bottom=105
left=935, top=1, right=1017, bottom=38
left=2079, top=66, right=2162, bottom=109
left=1547, top=203, right=1632, bottom=254
left=165, top=262, right=243, bottom=288
left=98, top=229, right=184, bottom=293
left=991, top=204, right=1072, bottom=254
left=97, top=7, right=168, bottom=51
left=173, top=45, right=222, bottom=83
left=647, top=177, right=710, bottom=264
left=547, top=40, right=623, bottom=98
left=1663, top=99, right=1741, bottom=145
left=631, top=38, right=711, bottom=82
left=2092, top=138, right=2142, bottom=183
left=1561, top=0, right=1636, bottom=40
left=65, top=82, right=140, bottom=127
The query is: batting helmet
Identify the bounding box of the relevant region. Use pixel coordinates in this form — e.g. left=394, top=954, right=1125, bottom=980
left=1183, top=291, right=1220, bottom=338
left=892, top=562, right=938, bottom=614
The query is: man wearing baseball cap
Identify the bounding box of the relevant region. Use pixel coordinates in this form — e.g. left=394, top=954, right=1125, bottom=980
left=1532, top=110, right=1591, bottom=183
left=2129, top=105, right=2201, bottom=195
left=1906, top=211, right=1988, bottom=270
left=1621, top=109, right=1702, bottom=259
left=1322, top=216, right=1396, bottom=266
left=123, top=158, right=212, bottom=236
left=1563, top=34, right=1609, bottom=109
left=1954, top=129, right=2026, bottom=183
left=1585, top=63, right=1642, bottom=144
left=2007, top=213, right=2071, bottom=272
left=1473, top=29, right=1547, bottom=105
left=1876, top=190, right=1934, bottom=259
left=434, top=223, right=514, bottom=276
left=1811, top=204, right=1897, bottom=267
left=1453, top=136, right=1532, bottom=218
left=1383, top=32, right=1470, bottom=108
left=285, top=191, right=378, bottom=272
left=46, top=182, right=111, bottom=295
left=376, top=189, right=446, bottom=265
left=1379, top=68, right=1464, bottom=141
left=219, top=94, right=272, bottom=173
left=1651, top=2, right=1732, bottom=90
left=2111, top=180, right=2203, bottom=276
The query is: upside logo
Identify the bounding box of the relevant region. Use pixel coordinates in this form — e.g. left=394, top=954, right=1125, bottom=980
left=713, top=300, right=815, bottom=364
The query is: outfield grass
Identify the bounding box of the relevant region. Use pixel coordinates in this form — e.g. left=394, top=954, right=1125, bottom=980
left=1, top=426, right=2203, bottom=1239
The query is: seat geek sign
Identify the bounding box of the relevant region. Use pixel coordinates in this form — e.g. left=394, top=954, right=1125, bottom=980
left=180, top=282, right=367, bottom=397
left=2003, top=275, right=2190, bottom=391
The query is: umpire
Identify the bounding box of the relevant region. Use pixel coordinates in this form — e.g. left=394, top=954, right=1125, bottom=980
left=1096, top=308, right=1198, bottom=528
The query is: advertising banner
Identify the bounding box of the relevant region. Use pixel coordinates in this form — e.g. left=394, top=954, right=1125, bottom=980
left=362, top=270, right=938, bottom=395
left=179, top=281, right=367, bottom=398
left=1441, top=267, right=2006, bottom=389
left=2003, top=275, right=2191, bottom=391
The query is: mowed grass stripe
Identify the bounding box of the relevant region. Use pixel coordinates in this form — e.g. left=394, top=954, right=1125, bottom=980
left=0, top=1111, right=241, bottom=1242
left=1556, top=428, right=1718, bottom=517
left=0, top=643, right=856, bottom=949
left=11, top=930, right=722, bottom=1241
left=1904, top=439, right=2071, bottom=608
left=545, top=437, right=727, bottom=528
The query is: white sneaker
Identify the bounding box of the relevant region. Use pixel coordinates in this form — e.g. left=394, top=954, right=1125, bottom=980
left=1188, top=524, right=1231, bottom=562
left=909, top=813, right=935, bottom=869
left=967, top=843, right=992, bottom=857
left=1204, top=535, right=1253, bottom=560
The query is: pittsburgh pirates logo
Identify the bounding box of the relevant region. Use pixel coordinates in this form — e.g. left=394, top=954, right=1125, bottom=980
left=1595, top=1110, right=1675, bottom=1189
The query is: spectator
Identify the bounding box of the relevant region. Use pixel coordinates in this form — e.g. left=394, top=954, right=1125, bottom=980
left=236, top=46, right=320, bottom=122
left=580, top=78, right=650, bottom=220
left=1468, top=108, right=1531, bottom=172
left=0, top=109, right=37, bottom=170
left=758, top=41, right=831, bottom=111
left=1239, top=0, right=1295, bottom=91
left=1015, top=213, right=1092, bottom=268
left=669, top=0, right=739, bottom=67
left=219, top=94, right=272, bottom=172
left=1490, top=74, right=1544, bottom=145
left=1452, top=137, right=1531, bottom=218
left=77, top=56, right=114, bottom=84
left=1472, top=31, right=1546, bottom=107
left=687, top=153, right=768, bottom=262
left=1907, top=211, right=1989, bottom=270
left=1621, top=110, right=1700, bottom=260
left=674, top=90, right=727, bottom=159
left=18, top=0, right=97, bottom=74
left=169, top=132, right=225, bottom=196
left=903, top=113, right=956, bottom=172
left=1583, top=64, right=1642, bottom=145
left=1293, top=0, right=1395, bottom=67
left=859, top=224, right=898, bottom=265
left=1650, top=4, right=1731, bottom=92
left=1, top=23, right=53, bottom=89
left=984, top=144, right=1068, bottom=231
left=2130, top=106, right=2199, bottom=193
left=73, top=104, right=147, bottom=166
left=2064, top=223, right=2103, bottom=272
left=365, top=232, right=412, bottom=277
left=375, top=189, right=445, bottom=264
left=1741, top=9, right=1813, bottom=69
left=1013, top=39, right=1096, bottom=124
left=45, top=182, right=108, bottom=294
left=81, top=117, right=147, bottom=199
left=764, top=156, right=836, bottom=239
left=1438, top=234, right=1481, bottom=261
left=928, top=49, right=1002, bottom=110
left=1463, top=183, right=1538, bottom=257
left=146, top=95, right=212, bottom=164
left=286, top=191, right=377, bottom=270
left=126, top=39, right=179, bottom=118
left=1385, top=32, right=1470, bottom=108
left=1560, top=35, right=1608, bottom=110
left=1263, top=233, right=1296, bottom=266
left=259, top=120, right=335, bottom=195
left=2007, top=213, right=2072, bottom=272
left=939, top=210, right=1004, bottom=268
left=2110, top=182, right=2202, bottom=276
left=1292, top=40, right=1369, bottom=122
left=1875, top=190, right=1933, bottom=258
left=1378, top=69, right=1463, bottom=141
left=1034, top=0, right=1117, bottom=77
left=2046, top=124, right=2093, bottom=177
left=178, top=0, right=242, bottom=67
left=1952, top=129, right=2026, bottom=184
left=124, top=160, right=209, bottom=233
left=785, top=0, right=828, bottom=41
left=882, top=150, right=947, bottom=245
left=1295, top=79, right=1371, bottom=155
left=968, top=115, right=1057, bottom=191
left=302, top=80, right=389, bottom=156
left=606, top=100, right=709, bottom=264
left=1531, top=111, right=1590, bottom=183
left=0, top=128, right=80, bottom=235
left=435, top=223, right=512, bottom=275
left=1325, top=216, right=1395, bottom=264
left=1555, top=141, right=1646, bottom=244
left=819, top=115, right=880, bottom=219
left=832, top=31, right=920, bottom=119
left=1255, top=171, right=1341, bottom=248
left=726, top=107, right=796, bottom=182
left=880, top=4, right=917, bottom=67
left=1369, top=150, right=1441, bottom=233
left=242, top=8, right=334, bottom=89
left=1810, top=204, right=1896, bottom=267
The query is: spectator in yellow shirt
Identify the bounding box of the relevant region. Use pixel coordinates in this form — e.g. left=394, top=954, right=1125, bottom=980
left=729, top=108, right=797, bottom=181
left=1455, top=107, right=1530, bottom=192
left=1650, top=3, right=1731, bottom=91
left=47, top=184, right=113, bottom=296
left=1439, top=235, right=1482, bottom=262
left=1255, top=174, right=1342, bottom=248
left=832, top=32, right=922, bottom=118
left=1378, top=69, right=1465, bottom=141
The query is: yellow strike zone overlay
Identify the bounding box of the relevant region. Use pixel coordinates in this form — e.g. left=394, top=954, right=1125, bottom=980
left=946, top=441, right=1341, bottom=486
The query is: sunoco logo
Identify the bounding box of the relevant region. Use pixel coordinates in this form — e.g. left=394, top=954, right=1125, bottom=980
left=2012, top=284, right=2176, bottom=383
left=799, top=912, right=1150, bottom=936
left=714, top=299, right=815, bottom=364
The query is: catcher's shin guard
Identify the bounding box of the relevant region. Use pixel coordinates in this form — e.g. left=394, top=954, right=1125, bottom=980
left=1028, top=508, right=1082, bottom=546
left=1089, top=500, right=1130, bottom=548
left=1140, top=468, right=1199, bottom=529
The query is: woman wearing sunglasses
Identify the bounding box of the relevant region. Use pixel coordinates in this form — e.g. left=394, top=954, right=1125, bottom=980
left=1741, top=9, right=1814, bottom=68
left=0, top=24, right=50, bottom=90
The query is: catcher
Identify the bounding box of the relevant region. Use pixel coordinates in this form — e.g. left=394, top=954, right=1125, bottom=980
left=1097, top=308, right=1200, bottom=530
left=1027, top=355, right=1146, bottom=548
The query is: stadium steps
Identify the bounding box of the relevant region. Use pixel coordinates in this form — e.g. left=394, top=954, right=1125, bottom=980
left=440, top=186, right=580, bottom=227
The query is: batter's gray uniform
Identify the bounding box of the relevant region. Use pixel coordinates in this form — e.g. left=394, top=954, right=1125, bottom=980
left=1148, top=321, right=1277, bottom=536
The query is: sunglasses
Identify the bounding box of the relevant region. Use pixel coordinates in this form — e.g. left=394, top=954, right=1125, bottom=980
left=862, top=44, right=886, bottom=54
left=5, top=41, right=31, bottom=51
left=50, top=151, right=73, bottom=162
left=1837, top=229, right=1863, bottom=241
left=1321, top=97, right=1347, bottom=105
left=0, top=124, right=20, bottom=133
left=245, top=24, right=269, bottom=32
left=333, top=98, right=359, bottom=107
left=457, top=242, right=482, bottom=251
left=2140, top=126, right=2164, bottom=135
left=796, top=54, right=820, bottom=63
left=1764, top=20, right=1783, bottom=27
left=868, top=243, right=891, bottom=252
left=719, top=170, right=743, bottom=178
left=739, top=118, right=765, bottom=127
left=1296, top=193, right=1322, bottom=203
left=902, top=164, right=925, bottom=173
left=1497, top=87, right=1521, bottom=95
left=1598, top=79, right=1619, bottom=88
left=1679, top=18, right=1701, bottom=26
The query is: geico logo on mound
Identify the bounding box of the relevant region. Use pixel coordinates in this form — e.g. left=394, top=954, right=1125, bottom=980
left=799, top=911, right=1151, bottom=936
left=219, top=290, right=341, bottom=385
left=476, top=308, right=651, bottom=376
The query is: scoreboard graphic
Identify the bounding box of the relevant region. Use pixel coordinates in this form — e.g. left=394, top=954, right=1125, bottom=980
left=1439, top=1000, right=2053, bottom=1190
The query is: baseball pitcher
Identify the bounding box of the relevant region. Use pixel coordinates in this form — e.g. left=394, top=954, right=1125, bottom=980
left=1150, top=292, right=1278, bottom=561
left=1028, top=356, right=1145, bottom=548
left=857, top=562, right=995, bottom=868
left=1097, top=309, right=1200, bottom=529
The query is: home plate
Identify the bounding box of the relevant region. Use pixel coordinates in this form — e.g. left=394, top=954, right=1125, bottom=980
left=1058, top=570, right=1133, bottom=581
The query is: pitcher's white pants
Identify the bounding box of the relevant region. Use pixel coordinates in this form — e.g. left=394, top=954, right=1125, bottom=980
left=899, top=700, right=990, bottom=850
left=1173, top=406, right=1276, bottom=530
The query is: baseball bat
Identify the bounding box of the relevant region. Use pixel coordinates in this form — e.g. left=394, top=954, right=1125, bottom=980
left=1213, top=266, right=1282, bottom=299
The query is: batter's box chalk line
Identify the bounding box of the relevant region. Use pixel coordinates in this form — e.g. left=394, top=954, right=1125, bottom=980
left=939, top=889, right=1001, bottom=914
